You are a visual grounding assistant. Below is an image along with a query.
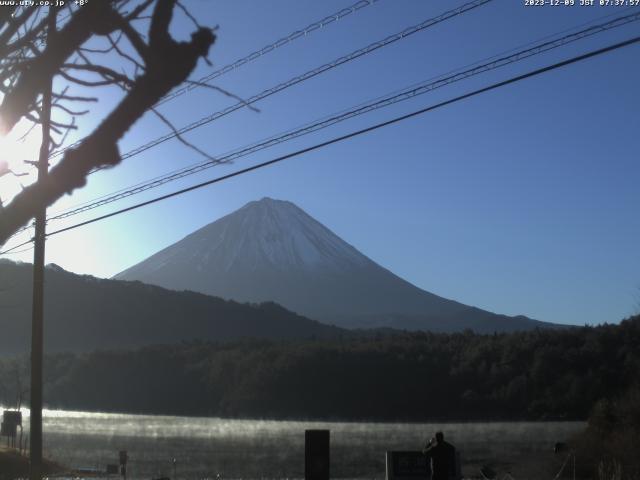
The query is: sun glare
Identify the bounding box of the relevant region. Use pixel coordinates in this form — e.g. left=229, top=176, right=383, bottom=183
left=0, top=126, right=41, bottom=202
left=0, top=129, right=40, bottom=172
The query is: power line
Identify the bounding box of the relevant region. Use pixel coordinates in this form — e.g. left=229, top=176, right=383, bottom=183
left=45, top=10, right=640, bottom=223
left=0, top=244, right=33, bottom=255
left=0, top=238, right=33, bottom=256
left=50, top=0, right=381, bottom=156
left=49, top=0, right=494, bottom=163
left=41, top=0, right=496, bottom=221
left=156, top=0, right=382, bottom=106
left=50, top=6, right=638, bottom=217
left=119, top=0, right=493, bottom=160
left=44, top=34, right=640, bottom=239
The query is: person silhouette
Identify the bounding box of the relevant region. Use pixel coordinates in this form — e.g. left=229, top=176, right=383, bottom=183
left=423, top=431, right=456, bottom=480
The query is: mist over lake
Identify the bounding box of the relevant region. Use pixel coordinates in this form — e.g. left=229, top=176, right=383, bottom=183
left=15, top=409, right=584, bottom=479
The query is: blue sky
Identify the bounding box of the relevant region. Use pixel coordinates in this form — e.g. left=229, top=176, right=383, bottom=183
left=1, top=0, right=639, bottom=326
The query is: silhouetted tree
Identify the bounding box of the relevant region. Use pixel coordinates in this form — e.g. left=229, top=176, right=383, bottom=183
left=0, top=0, right=216, bottom=245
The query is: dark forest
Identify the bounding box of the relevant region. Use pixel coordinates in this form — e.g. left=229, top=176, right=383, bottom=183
left=1, top=315, right=637, bottom=422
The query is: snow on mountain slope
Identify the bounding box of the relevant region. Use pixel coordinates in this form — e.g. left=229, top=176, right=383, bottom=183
left=115, top=198, right=553, bottom=332
left=117, top=198, right=372, bottom=276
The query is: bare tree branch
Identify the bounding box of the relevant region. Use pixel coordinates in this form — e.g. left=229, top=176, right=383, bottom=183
left=0, top=7, right=39, bottom=55
left=52, top=103, right=89, bottom=116
left=185, top=80, right=261, bottom=113
left=176, top=1, right=202, bottom=29
left=125, top=0, right=155, bottom=21
left=52, top=93, right=98, bottom=102
left=0, top=0, right=216, bottom=244
left=106, top=32, right=145, bottom=72
left=0, top=1, right=122, bottom=133
left=116, top=14, right=150, bottom=63
left=150, top=106, right=219, bottom=162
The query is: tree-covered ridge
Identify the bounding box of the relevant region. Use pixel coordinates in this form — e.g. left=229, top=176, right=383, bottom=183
left=0, top=260, right=344, bottom=355
left=1, top=315, right=638, bottom=421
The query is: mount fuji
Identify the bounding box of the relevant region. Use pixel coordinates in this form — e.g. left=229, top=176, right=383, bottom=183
left=115, top=198, right=556, bottom=333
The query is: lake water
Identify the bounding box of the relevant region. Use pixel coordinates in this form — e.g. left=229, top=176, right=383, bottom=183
left=9, top=408, right=585, bottom=479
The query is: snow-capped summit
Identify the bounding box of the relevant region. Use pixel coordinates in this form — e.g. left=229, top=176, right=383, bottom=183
left=206, top=197, right=370, bottom=272
left=120, top=198, right=369, bottom=277
left=115, top=198, right=553, bottom=332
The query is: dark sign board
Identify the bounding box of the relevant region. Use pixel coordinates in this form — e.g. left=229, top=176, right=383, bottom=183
left=386, top=451, right=429, bottom=480
left=2, top=410, right=22, bottom=427
left=305, top=429, right=330, bottom=480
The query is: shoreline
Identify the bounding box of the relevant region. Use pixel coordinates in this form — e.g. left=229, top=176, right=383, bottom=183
left=1, top=404, right=589, bottom=425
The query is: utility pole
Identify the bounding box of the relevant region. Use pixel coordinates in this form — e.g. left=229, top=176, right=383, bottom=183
left=29, top=7, right=55, bottom=480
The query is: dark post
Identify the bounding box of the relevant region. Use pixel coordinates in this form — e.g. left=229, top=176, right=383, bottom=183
left=305, top=429, right=330, bottom=480
left=29, top=7, right=55, bottom=480
left=119, top=450, right=128, bottom=480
